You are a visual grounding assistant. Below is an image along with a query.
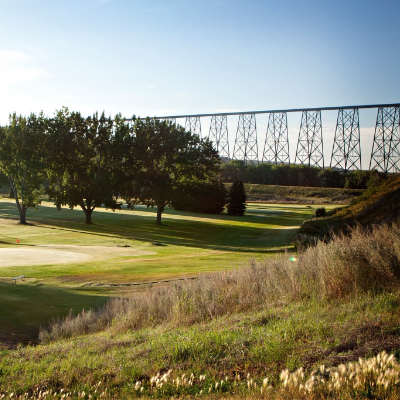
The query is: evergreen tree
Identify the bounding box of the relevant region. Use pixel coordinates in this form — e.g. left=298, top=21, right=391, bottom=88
left=227, top=180, right=247, bottom=216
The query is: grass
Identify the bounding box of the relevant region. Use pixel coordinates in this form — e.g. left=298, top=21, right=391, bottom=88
left=300, top=174, right=400, bottom=238
left=240, top=183, right=364, bottom=204
left=0, top=197, right=399, bottom=398
left=0, top=282, right=109, bottom=347
left=39, top=222, right=400, bottom=343
left=0, top=199, right=326, bottom=282
left=0, top=197, right=331, bottom=347
left=1, top=291, right=399, bottom=398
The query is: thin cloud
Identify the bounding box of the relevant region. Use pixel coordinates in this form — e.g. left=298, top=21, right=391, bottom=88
left=0, top=50, right=48, bottom=85
left=143, top=83, right=156, bottom=89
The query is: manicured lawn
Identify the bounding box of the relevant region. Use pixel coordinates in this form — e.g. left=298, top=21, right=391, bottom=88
left=0, top=198, right=337, bottom=345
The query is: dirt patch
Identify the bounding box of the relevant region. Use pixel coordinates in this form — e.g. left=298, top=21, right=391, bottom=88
left=0, top=245, right=155, bottom=267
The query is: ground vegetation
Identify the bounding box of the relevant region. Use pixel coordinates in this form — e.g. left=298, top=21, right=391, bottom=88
left=300, top=173, right=400, bottom=238
left=1, top=222, right=400, bottom=398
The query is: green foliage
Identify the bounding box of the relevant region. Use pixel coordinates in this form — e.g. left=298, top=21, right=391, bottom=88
left=0, top=113, right=46, bottom=223
left=317, top=168, right=345, bottom=188
left=172, top=180, right=227, bottom=214
left=227, top=180, right=247, bottom=215
left=221, top=161, right=336, bottom=187
left=220, top=162, right=391, bottom=191
left=45, top=108, right=121, bottom=224
left=344, top=169, right=385, bottom=189
left=127, top=117, right=222, bottom=225
left=314, top=207, right=326, bottom=218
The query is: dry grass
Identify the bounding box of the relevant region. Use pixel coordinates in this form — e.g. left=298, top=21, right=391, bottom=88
left=39, top=221, right=400, bottom=343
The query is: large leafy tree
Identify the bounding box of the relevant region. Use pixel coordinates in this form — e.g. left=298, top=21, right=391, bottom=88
left=46, top=108, right=121, bottom=224
left=0, top=113, right=46, bottom=224
left=129, top=118, right=221, bottom=225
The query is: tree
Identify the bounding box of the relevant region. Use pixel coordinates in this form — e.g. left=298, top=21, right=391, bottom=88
left=129, top=118, right=221, bottom=225
left=317, top=168, right=345, bottom=188
left=227, top=180, right=247, bottom=216
left=0, top=113, right=46, bottom=223
left=46, top=108, right=121, bottom=224
left=172, top=179, right=227, bottom=214
left=220, top=160, right=249, bottom=183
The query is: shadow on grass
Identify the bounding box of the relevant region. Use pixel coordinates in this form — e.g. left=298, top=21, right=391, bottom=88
left=0, top=201, right=310, bottom=253
left=0, top=281, right=109, bottom=348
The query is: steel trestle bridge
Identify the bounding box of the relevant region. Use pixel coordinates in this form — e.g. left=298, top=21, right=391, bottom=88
left=130, top=103, right=400, bottom=173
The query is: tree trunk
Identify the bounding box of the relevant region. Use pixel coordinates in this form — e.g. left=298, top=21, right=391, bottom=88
left=8, top=176, right=27, bottom=224
left=19, top=207, right=27, bottom=224
left=84, top=209, right=93, bottom=224
left=156, top=204, right=164, bottom=226
left=80, top=199, right=94, bottom=224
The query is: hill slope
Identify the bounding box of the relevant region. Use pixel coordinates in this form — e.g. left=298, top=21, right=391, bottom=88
left=299, top=174, right=400, bottom=237
left=1, top=221, right=400, bottom=398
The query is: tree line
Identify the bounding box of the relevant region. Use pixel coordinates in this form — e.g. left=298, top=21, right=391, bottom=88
left=221, top=160, right=386, bottom=189
left=0, top=109, right=230, bottom=225
left=1, top=108, right=383, bottom=226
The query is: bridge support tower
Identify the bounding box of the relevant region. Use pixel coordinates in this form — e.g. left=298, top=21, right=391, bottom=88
left=232, top=113, right=258, bottom=165
left=370, top=106, right=400, bottom=172
left=185, top=116, right=202, bottom=137
left=295, top=110, right=324, bottom=169
left=209, top=115, right=230, bottom=159
left=262, top=112, right=290, bottom=164
left=331, top=108, right=361, bottom=171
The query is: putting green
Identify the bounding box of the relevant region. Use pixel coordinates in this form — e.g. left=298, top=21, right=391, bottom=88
left=0, top=245, right=154, bottom=267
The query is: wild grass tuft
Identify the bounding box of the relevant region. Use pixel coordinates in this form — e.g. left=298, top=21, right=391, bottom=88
left=40, top=221, right=400, bottom=343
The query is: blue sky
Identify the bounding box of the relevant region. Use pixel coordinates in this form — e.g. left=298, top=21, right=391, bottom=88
left=0, top=0, right=399, bottom=168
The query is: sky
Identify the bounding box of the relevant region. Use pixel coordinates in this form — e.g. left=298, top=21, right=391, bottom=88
left=0, top=0, right=399, bottom=169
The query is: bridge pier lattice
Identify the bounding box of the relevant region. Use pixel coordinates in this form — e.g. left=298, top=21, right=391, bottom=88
left=185, top=116, right=202, bottom=137
left=295, top=110, right=324, bottom=169
left=262, top=112, right=290, bottom=164
left=209, top=115, right=230, bottom=159
left=232, top=114, right=258, bottom=165
left=331, top=108, right=361, bottom=171
left=164, top=117, right=176, bottom=125
left=370, top=106, right=400, bottom=173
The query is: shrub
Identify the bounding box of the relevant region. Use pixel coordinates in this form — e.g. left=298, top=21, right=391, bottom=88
left=315, top=207, right=326, bottom=218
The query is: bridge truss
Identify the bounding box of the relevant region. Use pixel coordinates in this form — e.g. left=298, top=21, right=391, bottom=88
left=133, top=103, right=400, bottom=172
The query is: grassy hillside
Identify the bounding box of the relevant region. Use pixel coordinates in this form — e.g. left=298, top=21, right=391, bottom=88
left=1, top=222, right=400, bottom=398
left=239, top=183, right=363, bottom=204
left=300, top=174, right=400, bottom=237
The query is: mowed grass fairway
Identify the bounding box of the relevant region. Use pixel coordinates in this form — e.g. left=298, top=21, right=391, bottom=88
left=0, top=198, right=336, bottom=345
